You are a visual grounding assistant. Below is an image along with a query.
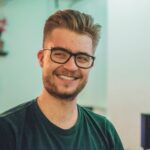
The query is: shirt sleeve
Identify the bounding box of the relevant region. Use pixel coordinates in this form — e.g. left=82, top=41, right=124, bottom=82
left=0, top=118, right=16, bottom=150
left=105, top=118, right=124, bottom=150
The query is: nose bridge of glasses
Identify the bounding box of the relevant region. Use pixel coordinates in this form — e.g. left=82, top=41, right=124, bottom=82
left=64, top=53, right=78, bottom=69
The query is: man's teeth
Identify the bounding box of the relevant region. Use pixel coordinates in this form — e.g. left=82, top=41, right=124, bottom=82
left=58, top=75, right=76, bottom=80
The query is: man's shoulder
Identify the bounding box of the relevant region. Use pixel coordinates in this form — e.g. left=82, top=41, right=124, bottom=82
left=0, top=99, right=36, bottom=123
left=78, top=105, right=124, bottom=149
left=0, top=100, right=36, bottom=149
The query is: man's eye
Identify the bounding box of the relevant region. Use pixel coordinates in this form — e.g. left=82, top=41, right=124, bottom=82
left=53, top=51, right=67, bottom=58
left=77, top=55, right=90, bottom=63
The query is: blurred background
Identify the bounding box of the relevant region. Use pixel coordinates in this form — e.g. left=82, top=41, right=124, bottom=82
left=0, top=0, right=150, bottom=150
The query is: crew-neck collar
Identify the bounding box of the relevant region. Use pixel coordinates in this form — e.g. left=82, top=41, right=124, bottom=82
left=33, top=99, right=82, bottom=135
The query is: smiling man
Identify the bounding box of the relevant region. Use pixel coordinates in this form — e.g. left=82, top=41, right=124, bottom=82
left=0, top=9, right=124, bottom=150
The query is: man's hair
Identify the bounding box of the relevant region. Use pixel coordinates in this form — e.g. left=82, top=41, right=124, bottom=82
left=43, top=9, right=101, bottom=51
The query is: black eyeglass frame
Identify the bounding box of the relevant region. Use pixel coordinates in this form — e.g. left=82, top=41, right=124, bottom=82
left=42, top=47, right=95, bottom=69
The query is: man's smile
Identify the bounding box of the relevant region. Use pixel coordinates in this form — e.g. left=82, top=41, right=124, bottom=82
left=56, top=75, right=78, bottom=81
left=54, top=68, right=81, bottom=81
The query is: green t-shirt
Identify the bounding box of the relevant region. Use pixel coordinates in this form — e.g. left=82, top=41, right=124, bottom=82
left=0, top=99, right=124, bottom=150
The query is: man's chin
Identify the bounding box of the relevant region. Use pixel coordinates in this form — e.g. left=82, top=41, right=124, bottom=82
left=48, top=90, right=78, bottom=101
left=44, top=77, right=87, bottom=101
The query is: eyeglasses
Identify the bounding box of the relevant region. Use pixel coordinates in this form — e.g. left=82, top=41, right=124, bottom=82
left=43, top=47, right=95, bottom=69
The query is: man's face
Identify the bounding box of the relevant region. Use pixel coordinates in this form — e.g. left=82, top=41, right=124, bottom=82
left=38, top=28, right=94, bottom=101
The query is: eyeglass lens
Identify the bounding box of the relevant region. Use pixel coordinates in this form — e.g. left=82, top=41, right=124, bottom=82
left=48, top=47, right=95, bottom=69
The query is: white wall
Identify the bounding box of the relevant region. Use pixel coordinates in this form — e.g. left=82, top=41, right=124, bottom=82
left=107, top=0, right=150, bottom=150
left=0, top=0, right=46, bottom=112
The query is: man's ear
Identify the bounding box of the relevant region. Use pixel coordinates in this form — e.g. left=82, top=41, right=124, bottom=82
left=37, top=50, right=44, bottom=68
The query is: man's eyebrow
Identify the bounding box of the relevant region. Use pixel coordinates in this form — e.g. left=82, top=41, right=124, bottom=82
left=52, top=46, right=92, bottom=56
left=51, top=46, right=71, bottom=52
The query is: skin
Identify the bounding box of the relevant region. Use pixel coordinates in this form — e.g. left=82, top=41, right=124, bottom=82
left=37, top=28, right=93, bottom=129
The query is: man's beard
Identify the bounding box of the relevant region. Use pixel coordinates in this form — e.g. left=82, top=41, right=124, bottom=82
left=43, top=68, right=88, bottom=101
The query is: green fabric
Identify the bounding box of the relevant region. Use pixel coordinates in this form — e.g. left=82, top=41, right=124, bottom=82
left=0, top=99, right=124, bottom=150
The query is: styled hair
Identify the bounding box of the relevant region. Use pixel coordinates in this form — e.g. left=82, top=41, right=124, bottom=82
left=43, top=9, right=101, bottom=51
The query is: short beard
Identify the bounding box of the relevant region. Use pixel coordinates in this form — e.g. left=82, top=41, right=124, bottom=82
left=43, top=73, right=87, bottom=101
left=45, top=86, right=84, bottom=101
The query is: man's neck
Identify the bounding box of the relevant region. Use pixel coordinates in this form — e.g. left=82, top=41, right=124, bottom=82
left=37, top=89, right=78, bottom=129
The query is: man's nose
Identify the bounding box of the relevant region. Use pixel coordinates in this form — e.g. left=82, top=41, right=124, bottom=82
left=63, top=56, right=78, bottom=71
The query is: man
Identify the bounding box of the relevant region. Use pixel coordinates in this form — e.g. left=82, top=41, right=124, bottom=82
left=0, top=9, right=124, bottom=150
